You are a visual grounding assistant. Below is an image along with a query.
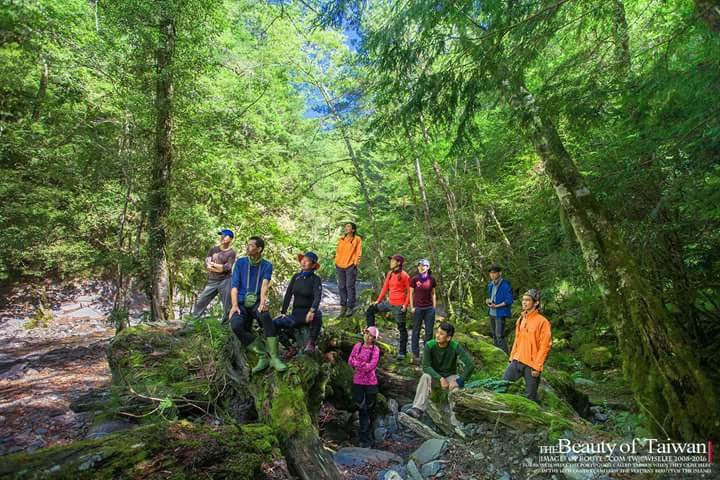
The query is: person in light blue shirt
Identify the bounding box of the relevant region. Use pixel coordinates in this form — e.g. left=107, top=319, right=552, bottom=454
left=485, top=265, right=513, bottom=354
left=228, top=236, right=287, bottom=374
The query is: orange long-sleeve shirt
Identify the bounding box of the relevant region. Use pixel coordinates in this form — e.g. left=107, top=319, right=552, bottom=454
left=335, top=235, right=362, bottom=268
left=376, top=270, right=411, bottom=308
left=509, top=310, right=552, bottom=372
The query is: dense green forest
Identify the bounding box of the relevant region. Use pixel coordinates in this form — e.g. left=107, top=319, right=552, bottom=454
left=2, top=0, right=720, bottom=455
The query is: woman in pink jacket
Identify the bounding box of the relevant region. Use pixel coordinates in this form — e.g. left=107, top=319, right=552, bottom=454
left=348, top=326, right=381, bottom=448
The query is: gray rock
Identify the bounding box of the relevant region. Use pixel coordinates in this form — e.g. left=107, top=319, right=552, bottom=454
left=593, top=412, right=608, bottom=422
left=406, top=460, right=423, bottom=480
left=497, top=471, right=511, bottom=480
left=85, top=419, right=132, bottom=440
left=380, top=470, right=404, bottom=480
left=561, top=465, right=598, bottom=480
left=374, top=427, right=388, bottom=442
left=333, top=447, right=403, bottom=468
left=420, top=460, right=445, bottom=478
left=410, top=438, right=448, bottom=465
left=388, top=398, right=399, bottom=414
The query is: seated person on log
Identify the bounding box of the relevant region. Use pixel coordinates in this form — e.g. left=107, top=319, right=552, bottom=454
left=191, top=229, right=236, bottom=323
left=366, top=254, right=412, bottom=360
left=228, top=236, right=287, bottom=374
left=348, top=326, right=381, bottom=448
left=502, top=289, right=552, bottom=403
left=407, top=322, right=475, bottom=419
left=274, top=251, right=323, bottom=355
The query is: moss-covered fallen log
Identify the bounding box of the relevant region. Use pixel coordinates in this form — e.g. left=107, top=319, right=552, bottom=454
left=451, top=388, right=590, bottom=439
left=0, top=421, right=277, bottom=480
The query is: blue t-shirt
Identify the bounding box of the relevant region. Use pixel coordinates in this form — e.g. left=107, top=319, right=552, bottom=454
left=231, top=256, right=273, bottom=302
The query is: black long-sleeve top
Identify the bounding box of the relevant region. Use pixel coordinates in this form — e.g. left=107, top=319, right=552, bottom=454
left=281, top=272, right=322, bottom=313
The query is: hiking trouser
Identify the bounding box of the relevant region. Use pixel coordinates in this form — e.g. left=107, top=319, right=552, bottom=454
left=273, top=309, right=323, bottom=348
left=411, top=306, right=435, bottom=357
left=230, top=303, right=276, bottom=347
left=503, top=360, right=541, bottom=403
left=489, top=315, right=509, bottom=354
left=192, top=277, right=231, bottom=321
left=366, top=301, right=407, bottom=355
left=352, top=383, right=378, bottom=445
left=336, top=265, right=358, bottom=309
left=412, top=373, right=459, bottom=410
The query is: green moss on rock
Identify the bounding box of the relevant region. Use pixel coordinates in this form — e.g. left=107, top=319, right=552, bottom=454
left=578, top=345, right=613, bottom=368
left=0, top=421, right=277, bottom=480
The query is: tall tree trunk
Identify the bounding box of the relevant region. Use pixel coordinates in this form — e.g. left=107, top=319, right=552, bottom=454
left=148, top=17, right=175, bottom=323
left=498, top=72, right=719, bottom=439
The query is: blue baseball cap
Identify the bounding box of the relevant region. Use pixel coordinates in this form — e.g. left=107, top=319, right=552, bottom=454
left=218, top=229, right=234, bottom=238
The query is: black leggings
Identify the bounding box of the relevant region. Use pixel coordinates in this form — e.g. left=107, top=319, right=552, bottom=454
left=352, top=383, right=378, bottom=444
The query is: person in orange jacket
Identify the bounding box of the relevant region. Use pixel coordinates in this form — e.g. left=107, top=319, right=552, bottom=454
left=335, top=222, right=362, bottom=317
left=503, top=289, right=552, bottom=403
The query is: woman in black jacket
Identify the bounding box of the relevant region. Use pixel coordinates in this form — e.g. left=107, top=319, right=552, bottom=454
left=274, top=251, right=323, bottom=354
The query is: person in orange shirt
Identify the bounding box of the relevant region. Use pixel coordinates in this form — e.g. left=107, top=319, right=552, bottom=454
left=503, top=289, right=552, bottom=403
left=335, top=222, right=362, bottom=317
left=366, top=254, right=412, bottom=359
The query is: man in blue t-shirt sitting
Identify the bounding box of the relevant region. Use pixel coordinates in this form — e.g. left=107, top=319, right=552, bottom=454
left=228, top=236, right=287, bottom=373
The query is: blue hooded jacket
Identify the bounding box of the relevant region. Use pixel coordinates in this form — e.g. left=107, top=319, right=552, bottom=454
left=486, top=278, right=513, bottom=317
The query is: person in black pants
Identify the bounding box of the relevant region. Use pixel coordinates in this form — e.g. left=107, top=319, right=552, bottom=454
left=228, top=236, right=287, bottom=374
left=275, top=251, right=323, bottom=354
left=409, top=258, right=437, bottom=363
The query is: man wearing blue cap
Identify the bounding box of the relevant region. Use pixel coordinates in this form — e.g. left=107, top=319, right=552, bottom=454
left=192, top=229, right=237, bottom=322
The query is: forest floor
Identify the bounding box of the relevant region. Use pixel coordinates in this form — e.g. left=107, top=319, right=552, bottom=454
left=0, top=278, right=654, bottom=479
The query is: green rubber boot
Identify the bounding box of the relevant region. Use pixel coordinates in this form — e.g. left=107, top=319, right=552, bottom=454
left=251, top=338, right=270, bottom=375
left=247, top=336, right=265, bottom=355
left=267, top=337, right=288, bottom=372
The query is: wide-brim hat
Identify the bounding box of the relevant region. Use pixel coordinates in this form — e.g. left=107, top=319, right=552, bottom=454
left=297, top=251, right=320, bottom=270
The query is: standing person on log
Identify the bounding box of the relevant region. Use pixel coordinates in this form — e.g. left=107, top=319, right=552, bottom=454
left=366, top=254, right=411, bottom=359
left=503, top=289, right=551, bottom=403
left=191, top=229, right=237, bottom=322
left=348, top=326, right=381, bottom=448
left=485, top=265, right=513, bottom=355
left=409, top=258, right=437, bottom=364
left=274, top=251, right=323, bottom=355
left=407, top=322, right=475, bottom=419
left=335, top=222, right=362, bottom=317
left=228, top=236, right=287, bottom=373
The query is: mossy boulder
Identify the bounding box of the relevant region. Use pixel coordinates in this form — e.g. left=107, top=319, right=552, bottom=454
left=578, top=344, right=613, bottom=369
left=0, top=421, right=277, bottom=480
left=453, top=332, right=508, bottom=379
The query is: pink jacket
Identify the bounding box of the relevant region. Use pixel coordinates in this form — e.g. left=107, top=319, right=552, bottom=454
left=348, top=342, right=380, bottom=386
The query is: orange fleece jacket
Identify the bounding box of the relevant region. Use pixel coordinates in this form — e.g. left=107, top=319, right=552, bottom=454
left=335, top=235, right=362, bottom=268
left=509, top=310, right=552, bottom=372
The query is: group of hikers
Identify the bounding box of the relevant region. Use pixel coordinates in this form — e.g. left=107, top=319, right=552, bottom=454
left=192, top=223, right=552, bottom=447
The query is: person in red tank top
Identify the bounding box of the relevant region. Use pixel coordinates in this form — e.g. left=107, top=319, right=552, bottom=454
left=366, top=254, right=412, bottom=359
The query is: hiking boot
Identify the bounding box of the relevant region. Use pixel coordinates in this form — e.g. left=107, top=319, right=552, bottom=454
left=345, top=306, right=356, bottom=317
left=411, top=354, right=420, bottom=365
left=339, top=306, right=347, bottom=317
left=396, top=353, right=406, bottom=361
left=282, top=346, right=298, bottom=361
left=267, top=337, right=288, bottom=372
left=303, top=341, right=316, bottom=354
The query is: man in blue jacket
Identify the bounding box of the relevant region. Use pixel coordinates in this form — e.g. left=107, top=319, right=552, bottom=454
left=485, top=266, right=513, bottom=354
